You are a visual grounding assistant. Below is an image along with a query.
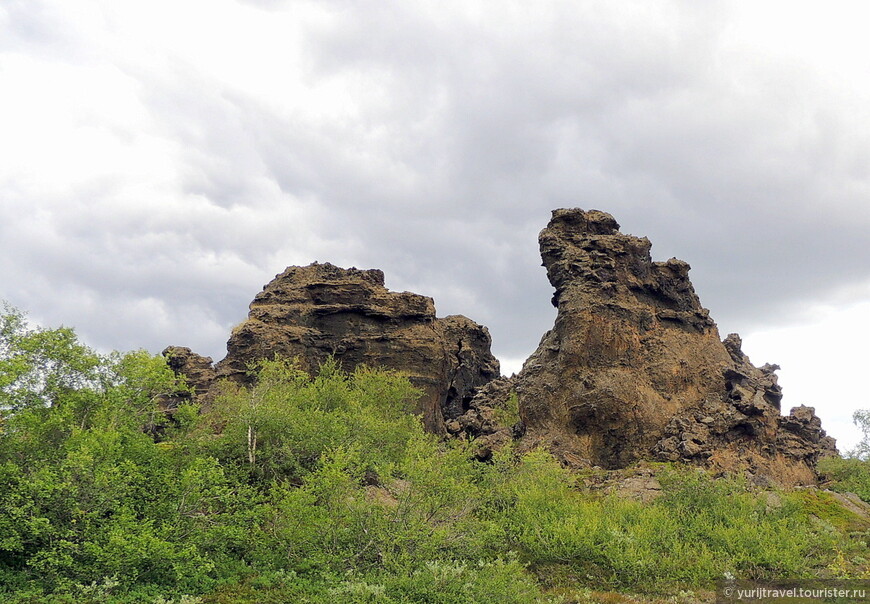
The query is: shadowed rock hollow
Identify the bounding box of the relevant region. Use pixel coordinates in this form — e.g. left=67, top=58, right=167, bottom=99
left=164, top=209, right=837, bottom=485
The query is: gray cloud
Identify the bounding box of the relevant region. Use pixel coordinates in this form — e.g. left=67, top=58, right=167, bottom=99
left=2, top=0, right=869, bottom=387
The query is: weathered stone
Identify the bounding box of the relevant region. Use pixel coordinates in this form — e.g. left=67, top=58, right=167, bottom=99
left=163, top=209, right=838, bottom=486
left=438, top=315, right=502, bottom=421
left=777, top=405, right=838, bottom=462
left=461, top=208, right=836, bottom=485
left=160, top=346, right=216, bottom=408
left=511, top=209, right=735, bottom=468
left=614, top=474, right=663, bottom=504
left=166, top=262, right=499, bottom=432
left=826, top=491, right=870, bottom=523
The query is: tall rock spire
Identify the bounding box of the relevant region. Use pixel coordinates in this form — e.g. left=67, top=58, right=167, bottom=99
left=460, top=208, right=836, bottom=485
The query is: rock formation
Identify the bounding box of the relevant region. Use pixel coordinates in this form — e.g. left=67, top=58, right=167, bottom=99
left=457, top=209, right=836, bottom=485
left=164, top=262, right=499, bottom=432
left=164, top=209, right=837, bottom=485
left=163, top=346, right=216, bottom=402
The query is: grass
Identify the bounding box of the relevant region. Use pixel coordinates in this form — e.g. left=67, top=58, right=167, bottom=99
left=4, top=350, right=870, bottom=603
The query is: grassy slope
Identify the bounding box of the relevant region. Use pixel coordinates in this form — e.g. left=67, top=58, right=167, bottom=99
left=1, top=345, right=869, bottom=603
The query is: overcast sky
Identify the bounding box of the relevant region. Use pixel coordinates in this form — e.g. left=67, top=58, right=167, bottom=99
left=1, top=0, right=868, bottom=451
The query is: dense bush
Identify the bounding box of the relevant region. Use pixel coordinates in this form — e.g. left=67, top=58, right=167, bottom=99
left=819, top=456, right=870, bottom=503
left=1, top=304, right=867, bottom=602
left=818, top=409, right=870, bottom=504
left=482, top=450, right=843, bottom=589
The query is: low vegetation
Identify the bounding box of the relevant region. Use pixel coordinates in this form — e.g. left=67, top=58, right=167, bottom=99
left=1, top=304, right=869, bottom=602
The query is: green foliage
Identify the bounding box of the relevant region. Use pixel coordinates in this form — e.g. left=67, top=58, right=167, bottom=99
left=192, top=356, right=423, bottom=483
left=818, top=456, right=870, bottom=503
left=784, top=487, right=870, bottom=532
left=0, top=304, right=212, bottom=596
left=1, top=303, right=868, bottom=602
left=493, top=390, right=521, bottom=427
left=203, top=560, right=545, bottom=604
left=851, top=409, right=870, bottom=460
left=487, top=454, right=842, bottom=589
left=0, top=302, right=101, bottom=413
left=340, top=558, right=545, bottom=604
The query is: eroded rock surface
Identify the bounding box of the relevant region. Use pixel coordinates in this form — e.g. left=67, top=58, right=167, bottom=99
left=160, top=346, right=216, bottom=408
left=166, top=262, right=499, bottom=432
left=164, top=209, right=837, bottom=485
left=163, top=347, right=215, bottom=392
left=460, top=208, right=836, bottom=485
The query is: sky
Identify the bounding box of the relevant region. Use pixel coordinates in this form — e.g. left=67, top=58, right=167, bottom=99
left=1, top=0, right=868, bottom=451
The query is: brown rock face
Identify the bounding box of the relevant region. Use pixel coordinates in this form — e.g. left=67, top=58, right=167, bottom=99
left=162, top=347, right=216, bottom=396
left=463, top=209, right=836, bottom=485
left=160, top=346, right=216, bottom=408
left=163, top=209, right=837, bottom=485
left=167, top=262, right=499, bottom=432
left=518, top=209, right=730, bottom=467
left=655, top=333, right=837, bottom=484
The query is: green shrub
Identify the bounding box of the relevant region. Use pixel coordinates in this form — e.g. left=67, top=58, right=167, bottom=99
left=193, top=358, right=422, bottom=483
left=485, top=454, right=840, bottom=590
left=2, top=304, right=867, bottom=601
left=818, top=456, right=870, bottom=503
left=371, top=557, right=546, bottom=603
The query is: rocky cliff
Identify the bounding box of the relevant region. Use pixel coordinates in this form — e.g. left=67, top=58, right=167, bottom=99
left=164, top=262, right=499, bottom=432
left=457, top=209, right=836, bottom=485
left=164, top=209, right=837, bottom=485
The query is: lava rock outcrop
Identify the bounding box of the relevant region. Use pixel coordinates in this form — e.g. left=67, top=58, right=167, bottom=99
left=164, top=209, right=837, bottom=485
left=163, top=346, right=216, bottom=401
left=459, top=208, right=836, bottom=485
left=164, top=262, right=499, bottom=432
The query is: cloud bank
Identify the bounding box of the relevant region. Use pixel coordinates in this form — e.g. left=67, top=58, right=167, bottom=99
left=1, top=0, right=868, bottom=446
